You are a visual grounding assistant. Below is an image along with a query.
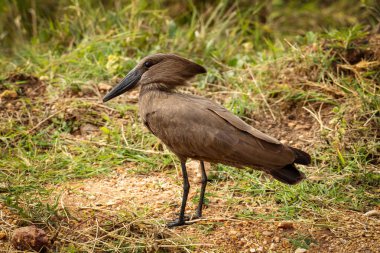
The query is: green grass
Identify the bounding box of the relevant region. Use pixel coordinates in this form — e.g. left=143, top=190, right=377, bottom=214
left=0, top=0, right=379, bottom=252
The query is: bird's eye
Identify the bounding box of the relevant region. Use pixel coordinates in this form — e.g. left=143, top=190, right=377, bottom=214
left=144, top=61, right=154, bottom=68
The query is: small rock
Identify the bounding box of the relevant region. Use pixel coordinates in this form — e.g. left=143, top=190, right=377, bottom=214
left=281, top=238, right=291, bottom=247
left=249, top=248, right=256, bottom=253
left=274, top=236, right=280, bottom=243
left=98, top=82, right=112, bottom=91
left=0, top=90, right=18, bottom=99
left=277, top=222, right=294, bottom=229
left=187, top=160, right=211, bottom=183
left=106, top=200, right=116, bottom=206
left=39, top=76, right=49, bottom=81
left=80, top=123, right=99, bottom=136
left=0, top=231, right=7, bottom=240
left=309, top=242, right=317, bottom=248
left=11, top=226, right=49, bottom=251
left=229, top=229, right=238, bottom=235
left=262, top=231, right=273, bottom=236
left=269, top=243, right=275, bottom=250
left=364, top=210, right=380, bottom=217
left=5, top=103, right=13, bottom=109
left=88, top=195, right=96, bottom=200
left=294, top=248, right=307, bottom=253
left=257, top=246, right=263, bottom=252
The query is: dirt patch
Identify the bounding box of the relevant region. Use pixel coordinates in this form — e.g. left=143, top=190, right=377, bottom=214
left=1, top=136, right=378, bottom=252
left=34, top=167, right=379, bottom=252
left=181, top=210, right=380, bottom=252
left=58, top=169, right=179, bottom=218
left=0, top=73, right=46, bottom=100
left=332, top=34, right=380, bottom=65
left=0, top=74, right=47, bottom=130
left=251, top=103, right=325, bottom=150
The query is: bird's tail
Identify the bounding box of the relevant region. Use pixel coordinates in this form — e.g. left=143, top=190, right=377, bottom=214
left=269, top=164, right=306, bottom=185
left=269, top=147, right=310, bottom=184
left=290, top=147, right=311, bottom=165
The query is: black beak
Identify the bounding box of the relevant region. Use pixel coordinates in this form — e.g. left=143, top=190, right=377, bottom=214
left=103, top=68, right=142, bottom=102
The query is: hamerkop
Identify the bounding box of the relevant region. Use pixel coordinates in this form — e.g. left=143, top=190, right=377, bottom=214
left=103, top=53, right=311, bottom=227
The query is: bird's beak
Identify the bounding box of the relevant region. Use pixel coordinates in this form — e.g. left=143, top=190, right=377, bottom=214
left=103, top=67, right=142, bottom=102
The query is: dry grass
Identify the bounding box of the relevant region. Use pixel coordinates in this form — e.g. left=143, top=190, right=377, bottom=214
left=0, top=1, right=379, bottom=252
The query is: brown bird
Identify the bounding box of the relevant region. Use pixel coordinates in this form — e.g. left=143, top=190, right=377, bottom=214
left=103, top=53, right=311, bottom=227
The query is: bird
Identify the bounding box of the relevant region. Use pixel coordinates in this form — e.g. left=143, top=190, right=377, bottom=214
left=103, top=53, right=311, bottom=227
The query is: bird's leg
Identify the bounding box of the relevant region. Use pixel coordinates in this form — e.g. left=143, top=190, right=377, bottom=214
left=167, top=161, right=190, bottom=227
left=194, top=160, right=207, bottom=219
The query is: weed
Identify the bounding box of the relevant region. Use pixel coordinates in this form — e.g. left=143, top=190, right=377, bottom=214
left=0, top=0, right=379, bottom=252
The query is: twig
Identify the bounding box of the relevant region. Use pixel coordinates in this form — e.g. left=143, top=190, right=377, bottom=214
left=92, top=218, right=99, bottom=252
left=363, top=110, right=378, bottom=127
left=27, top=108, right=66, bottom=134
left=94, top=102, right=118, bottom=112
left=50, top=225, right=61, bottom=244
left=121, top=124, right=129, bottom=146
left=157, top=243, right=214, bottom=248
left=185, top=216, right=246, bottom=224
left=247, top=68, right=276, bottom=121
left=302, top=105, right=333, bottom=131
left=60, top=191, right=71, bottom=222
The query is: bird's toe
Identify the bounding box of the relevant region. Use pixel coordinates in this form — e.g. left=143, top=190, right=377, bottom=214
left=167, top=219, right=187, bottom=228
left=192, top=213, right=202, bottom=220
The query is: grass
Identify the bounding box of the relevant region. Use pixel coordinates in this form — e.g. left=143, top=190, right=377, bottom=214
left=1, top=0, right=379, bottom=252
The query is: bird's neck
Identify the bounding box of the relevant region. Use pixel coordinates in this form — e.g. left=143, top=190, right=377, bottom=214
left=139, top=83, right=172, bottom=97
left=138, top=83, right=173, bottom=119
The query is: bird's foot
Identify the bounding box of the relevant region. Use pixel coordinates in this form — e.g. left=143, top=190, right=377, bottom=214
left=167, top=214, right=204, bottom=227
left=167, top=218, right=187, bottom=228
left=192, top=213, right=201, bottom=220
left=192, top=208, right=204, bottom=220
left=167, top=214, right=192, bottom=227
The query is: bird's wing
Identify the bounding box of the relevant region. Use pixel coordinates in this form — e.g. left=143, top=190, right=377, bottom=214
left=182, top=94, right=281, bottom=144
left=146, top=93, right=295, bottom=169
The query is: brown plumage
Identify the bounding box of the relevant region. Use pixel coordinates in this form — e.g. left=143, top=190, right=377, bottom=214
left=103, top=53, right=311, bottom=227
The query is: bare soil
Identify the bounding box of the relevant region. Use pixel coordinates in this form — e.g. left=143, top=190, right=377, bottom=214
left=39, top=167, right=380, bottom=252
left=2, top=157, right=379, bottom=252
left=1, top=73, right=379, bottom=252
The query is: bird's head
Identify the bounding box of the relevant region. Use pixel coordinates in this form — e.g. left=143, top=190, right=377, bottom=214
left=103, top=53, right=206, bottom=102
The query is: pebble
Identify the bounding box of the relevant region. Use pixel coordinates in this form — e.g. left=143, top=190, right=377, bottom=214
left=294, top=248, right=307, bottom=253
left=229, top=230, right=238, bottom=235
left=98, top=82, right=112, bottom=91
left=262, top=231, right=273, bottom=236
left=11, top=226, right=49, bottom=251
left=0, top=231, right=6, bottom=240
left=0, top=90, right=18, bottom=99
left=274, top=236, right=280, bottom=243
left=277, top=222, right=294, bottom=229
left=39, top=76, right=49, bottom=81
left=106, top=200, right=116, bottom=206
